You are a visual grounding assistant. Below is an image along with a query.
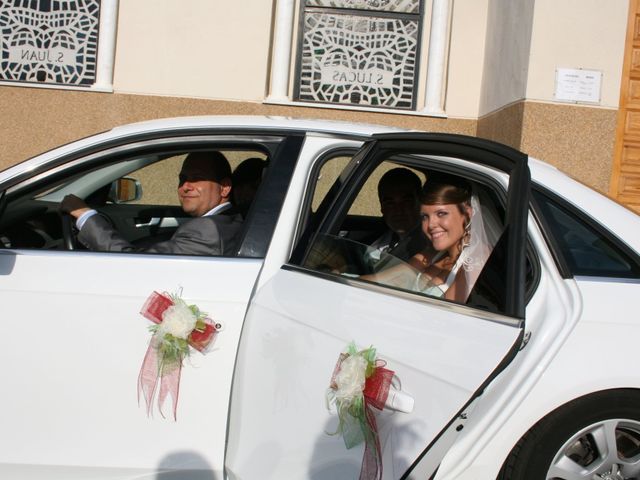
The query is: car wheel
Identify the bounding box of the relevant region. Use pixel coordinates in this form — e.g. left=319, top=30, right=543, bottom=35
left=498, top=389, right=640, bottom=480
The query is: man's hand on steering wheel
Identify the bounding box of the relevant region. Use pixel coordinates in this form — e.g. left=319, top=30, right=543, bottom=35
left=60, top=194, right=91, bottom=218
left=59, top=194, right=91, bottom=250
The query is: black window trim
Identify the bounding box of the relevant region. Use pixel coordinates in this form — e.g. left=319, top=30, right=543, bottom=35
left=238, top=134, right=305, bottom=257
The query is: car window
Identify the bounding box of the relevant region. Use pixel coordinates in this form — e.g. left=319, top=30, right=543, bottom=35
left=532, top=188, right=640, bottom=278
left=292, top=156, right=512, bottom=313
left=311, top=154, right=353, bottom=212
left=128, top=151, right=267, bottom=207
left=291, top=150, right=356, bottom=250
left=0, top=139, right=280, bottom=258
left=347, top=164, right=426, bottom=216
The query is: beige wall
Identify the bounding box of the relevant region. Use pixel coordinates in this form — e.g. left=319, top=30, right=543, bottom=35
left=446, top=0, right=489, bottom=118
left=472, top=0, right=624, bottom=195
left=526, top=0, right=627, bottom=107
left=521, top=101, right=617, bottom=193
left=476, top=101, right=525, bottom=149
left=111, top=1, right=627, bottom=115
left=113, top=0, right=273, bottom=101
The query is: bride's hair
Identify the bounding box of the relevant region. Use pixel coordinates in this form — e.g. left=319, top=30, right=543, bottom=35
left=420, top=174, right=471, bottom=215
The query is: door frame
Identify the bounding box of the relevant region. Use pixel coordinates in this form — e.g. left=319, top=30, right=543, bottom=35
left=610, top=0, right=640, bottom=213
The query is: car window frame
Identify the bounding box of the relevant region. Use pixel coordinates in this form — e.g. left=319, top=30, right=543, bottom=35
left=289, top=140, right=531, bottom=320
left=530, top=183, right=640, bottom=279
left=0, top=131, right=305, bottom=258
left=291, top=146, right=362, bottom=260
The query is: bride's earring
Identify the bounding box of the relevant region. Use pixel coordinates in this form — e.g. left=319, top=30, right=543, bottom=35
left=463, top=219, right=471, bottom=248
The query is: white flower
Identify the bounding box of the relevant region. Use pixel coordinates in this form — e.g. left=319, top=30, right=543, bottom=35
left=334, top=354, right=367, bottom=402
left=158, top=302, right=197, bottom=339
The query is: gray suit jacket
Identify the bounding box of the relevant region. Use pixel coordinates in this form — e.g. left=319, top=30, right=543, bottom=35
left=78, top=210, right=243, bottom=256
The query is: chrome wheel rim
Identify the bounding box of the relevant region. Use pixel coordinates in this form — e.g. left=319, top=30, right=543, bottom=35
left=546, top=419, right=640, bottom=479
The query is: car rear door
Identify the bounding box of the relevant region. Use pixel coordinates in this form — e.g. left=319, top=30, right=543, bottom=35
left=226, top=134, right=530, bottom=479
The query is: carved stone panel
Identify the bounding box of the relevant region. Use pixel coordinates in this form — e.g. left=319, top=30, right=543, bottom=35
left=296, top=11, right=420, bottom=109
left=305, top=0, right=420, bottom=14
left=0, top=0, right=100, bottom=86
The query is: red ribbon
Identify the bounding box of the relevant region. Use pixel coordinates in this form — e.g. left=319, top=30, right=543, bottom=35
left=361, top=362, right=394, bottom=480
left=138, top=335, right=182, bottom=420
left=138, top=291, right=218, bottom=420
left=364, top=361, right=394, bottom=410
left=331, top=353, right=395, bottom=480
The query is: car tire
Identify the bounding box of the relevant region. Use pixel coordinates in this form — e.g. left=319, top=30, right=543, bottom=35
left=497, top=389, right=640, bottom=480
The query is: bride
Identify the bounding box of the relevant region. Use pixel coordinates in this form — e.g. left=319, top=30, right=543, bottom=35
left=366, top=175, right=492, bottom=303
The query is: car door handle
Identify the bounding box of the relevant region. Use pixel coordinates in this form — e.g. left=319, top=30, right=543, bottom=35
left=135, top=217, right=161, bottom=228
left=385, top=387, right=414, bottom=413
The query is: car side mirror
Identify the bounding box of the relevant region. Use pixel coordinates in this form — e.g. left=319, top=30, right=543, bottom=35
left=108, top=177, right=142, bottom=204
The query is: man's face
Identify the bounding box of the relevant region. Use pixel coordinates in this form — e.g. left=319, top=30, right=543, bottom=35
left=379, top=182, right=420, bottom=236
left=177, top=158, right=231, bottom=217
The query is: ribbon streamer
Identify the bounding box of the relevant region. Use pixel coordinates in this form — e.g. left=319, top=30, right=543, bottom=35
left=138, top=335, right=182, bottom=419
left=137, top=291, right=218, bottom=420
left=329, top=345, right=395, bottom=480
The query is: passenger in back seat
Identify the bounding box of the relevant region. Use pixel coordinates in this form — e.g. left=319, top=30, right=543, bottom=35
left=370, top=167, right=431, bottom=261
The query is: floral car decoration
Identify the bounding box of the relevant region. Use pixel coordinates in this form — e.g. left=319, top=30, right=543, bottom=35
left=327, top=343, right=395, bottom=480
left=138, top=290, right=220, bottom=420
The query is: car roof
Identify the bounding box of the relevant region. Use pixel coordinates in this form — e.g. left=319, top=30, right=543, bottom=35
left=0, top=116, right=409, bottom=180
left=110, top=115, right=410, bottom=137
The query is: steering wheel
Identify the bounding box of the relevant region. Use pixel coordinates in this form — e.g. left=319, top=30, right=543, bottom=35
left=60, top=212, right=78, bottom=250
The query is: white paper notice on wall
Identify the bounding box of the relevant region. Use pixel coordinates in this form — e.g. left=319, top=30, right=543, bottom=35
left=554, top=68, right=602, bottom=104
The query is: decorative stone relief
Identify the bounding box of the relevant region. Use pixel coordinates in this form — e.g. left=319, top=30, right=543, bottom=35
left=0, top=0, right=100, bottom=86
left=297, top=12, right=419, bottom=109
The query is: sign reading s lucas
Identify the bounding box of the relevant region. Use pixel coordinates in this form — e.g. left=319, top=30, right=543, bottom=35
left=321, top=66, right=394, bottom=88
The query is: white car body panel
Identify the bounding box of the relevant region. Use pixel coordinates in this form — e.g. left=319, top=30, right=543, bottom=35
left=0, top=250, right=262, bottom=478
left=226, top=269, right=521, bottom=479
left=0, top=116, right=403, bottom=186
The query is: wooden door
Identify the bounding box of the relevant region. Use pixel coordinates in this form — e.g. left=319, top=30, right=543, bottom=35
left=612, top=0, right=640, bottom=213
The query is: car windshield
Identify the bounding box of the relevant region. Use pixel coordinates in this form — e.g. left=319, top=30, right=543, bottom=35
left=34, top=157, right=153, bottom=202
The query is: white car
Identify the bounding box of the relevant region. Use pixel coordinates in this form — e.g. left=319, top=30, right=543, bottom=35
left=0, top=116, right=639, bottom=480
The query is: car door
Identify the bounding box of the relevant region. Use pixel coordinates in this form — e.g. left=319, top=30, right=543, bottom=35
left=0, top=131, right=303, bottom=478
left=226, top=134, right=530, bottom=479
